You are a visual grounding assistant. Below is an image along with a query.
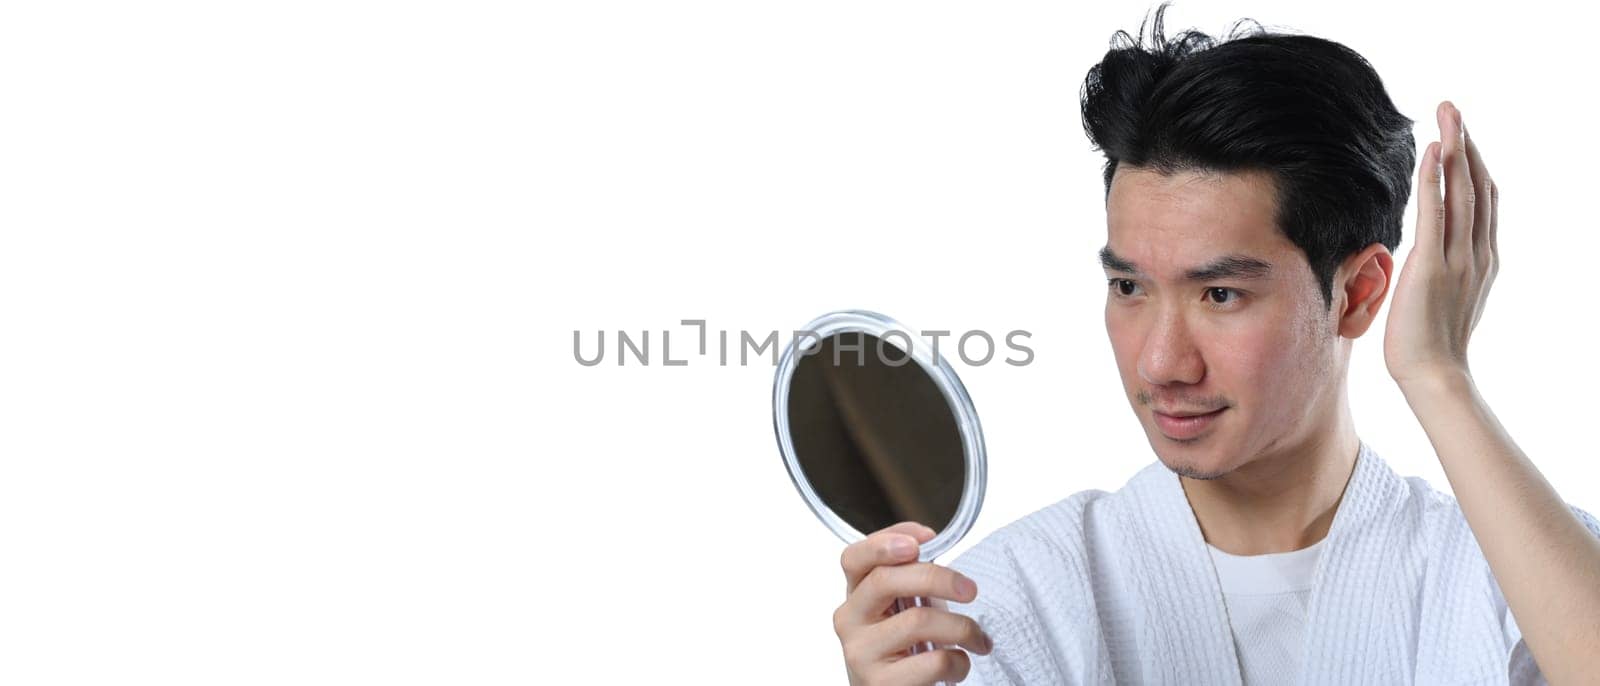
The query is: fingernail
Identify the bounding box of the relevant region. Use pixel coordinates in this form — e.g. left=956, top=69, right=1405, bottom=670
left=957, top=575, right=977, bottom=598
left=889, top=536, right=916, bottom=558
left=983, top=632, right=994, bottom=652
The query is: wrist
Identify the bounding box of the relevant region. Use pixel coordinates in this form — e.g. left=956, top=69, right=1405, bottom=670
left=1395, top=364, right=1475, bottom=401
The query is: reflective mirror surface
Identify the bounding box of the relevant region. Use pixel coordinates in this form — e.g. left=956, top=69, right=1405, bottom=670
left=785, top=332, right=966, bottom=535
left=773, top=309, right=985, bottom=665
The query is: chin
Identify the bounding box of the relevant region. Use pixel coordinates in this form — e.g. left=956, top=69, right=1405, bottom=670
left=1148, top=435, right=1232, bottom=480
left=1166, top=462, right=1231, bottom=481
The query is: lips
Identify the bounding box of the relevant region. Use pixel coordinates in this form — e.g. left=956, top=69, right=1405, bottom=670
left=1156, top=408, right=1223, bottom=418
left=1153, top=407, right=1227, bottom=440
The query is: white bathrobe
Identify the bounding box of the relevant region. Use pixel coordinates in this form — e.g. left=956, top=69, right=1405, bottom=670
left=947, top=440, right=1600, bottom=685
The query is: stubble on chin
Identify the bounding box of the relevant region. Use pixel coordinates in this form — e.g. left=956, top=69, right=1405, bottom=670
left=1168, top=462, right=1229, bottom=481
left=1156, top=445, right=1233, bottom=480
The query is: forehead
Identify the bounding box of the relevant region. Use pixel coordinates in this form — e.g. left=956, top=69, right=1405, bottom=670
left=1105, top=166, right=1296, bottom=274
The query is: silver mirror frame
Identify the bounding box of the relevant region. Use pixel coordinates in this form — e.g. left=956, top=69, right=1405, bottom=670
left=771, top=309, right=986, bottom=562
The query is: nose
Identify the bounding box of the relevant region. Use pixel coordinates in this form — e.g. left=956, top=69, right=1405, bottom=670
left=1137, top=305, right=1206, bottom=387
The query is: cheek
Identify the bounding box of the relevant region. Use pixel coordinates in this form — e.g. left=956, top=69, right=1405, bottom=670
left=1210, top=336, right=1286, bottom=391
left=1103, top=300, right=1329, bottom=397
left=1211, top=309, right=1328, bottom=407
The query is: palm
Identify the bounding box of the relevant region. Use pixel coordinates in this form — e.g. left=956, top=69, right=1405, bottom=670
left=1382, top=101, right=1497, bottom=387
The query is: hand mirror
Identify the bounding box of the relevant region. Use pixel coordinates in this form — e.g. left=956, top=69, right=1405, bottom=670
left=772, top=310, right=987, bottom=655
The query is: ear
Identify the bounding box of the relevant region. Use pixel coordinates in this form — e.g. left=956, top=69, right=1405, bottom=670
left=1335, top=243, right=1394, bottom=339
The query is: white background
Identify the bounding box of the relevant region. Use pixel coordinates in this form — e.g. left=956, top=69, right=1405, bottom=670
left=3, top=0, right=1597, bottom=683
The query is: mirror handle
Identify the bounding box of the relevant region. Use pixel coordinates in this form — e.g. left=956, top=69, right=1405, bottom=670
left=891, top=595, right=937, bottom=648
left=892, top=596, right=953, bottom=686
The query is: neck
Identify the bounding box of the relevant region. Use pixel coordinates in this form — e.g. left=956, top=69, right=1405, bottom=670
left=1180, top=400, right=1360, bottom=556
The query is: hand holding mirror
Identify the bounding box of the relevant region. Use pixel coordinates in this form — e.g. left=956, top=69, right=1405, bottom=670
left=772, top=310, right=988, bottom=678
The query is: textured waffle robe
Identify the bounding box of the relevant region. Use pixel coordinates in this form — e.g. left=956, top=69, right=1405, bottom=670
left=946, top=440, right=1600, bottom=685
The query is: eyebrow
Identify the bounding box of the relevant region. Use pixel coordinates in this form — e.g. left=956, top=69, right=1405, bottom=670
left=1099, top=246, right=1274, bottom=282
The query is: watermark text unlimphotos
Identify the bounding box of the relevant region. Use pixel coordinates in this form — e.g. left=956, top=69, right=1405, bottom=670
left=573, top=320, right=1034, bottom=367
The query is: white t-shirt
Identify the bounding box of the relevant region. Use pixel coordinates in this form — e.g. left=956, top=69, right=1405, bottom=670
left=1205, top=537, right=1326, bottom=685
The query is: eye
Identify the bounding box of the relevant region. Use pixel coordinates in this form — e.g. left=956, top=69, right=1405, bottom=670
left=1206, top=287, right=1240, bottom=306
left=1108, top=278, right=1140, bottom=297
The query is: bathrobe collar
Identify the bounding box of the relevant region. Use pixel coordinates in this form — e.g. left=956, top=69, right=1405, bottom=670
left=1110, top=440, right=1413, bottom=684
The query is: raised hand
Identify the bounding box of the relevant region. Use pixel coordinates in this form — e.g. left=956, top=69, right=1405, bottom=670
left=1384, top=101, right=1499, bottom=387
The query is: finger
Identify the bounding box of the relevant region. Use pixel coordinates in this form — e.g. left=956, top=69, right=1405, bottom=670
left=1474, top=175, right=1500, bottom=331
left=1439, top=101, right=1475, bottom=265
left=1488, top=172, right=1499, bottom=259
left=878, top=647, right=974, bottom=685
left=843, top=562, right=979, bottom=626
left=863, top=606, right=992, bottom=659
left=1460, top=112, right=1494, bottom=260
left=1488, top=173, right=1499, bottom=263
left=842, top=522, right=938, bottom=595
left=1414, top=140, right=1445, bottom=261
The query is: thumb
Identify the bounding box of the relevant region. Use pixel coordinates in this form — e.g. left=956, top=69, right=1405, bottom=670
left=1414, top=140, right=1446, bottom=264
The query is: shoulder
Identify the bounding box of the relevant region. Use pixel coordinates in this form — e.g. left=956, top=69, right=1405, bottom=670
left=1398, top=474, right=1468, bottom=534
left=945, top=464, right=1164, bottom=625
left=1394, top=474, right=1600, bottom=543
left=949, top=461, right=1169, bottom=576
left=943, top=483, right=1124, bottom=684
left=947, top=485, right=1112, bottom=592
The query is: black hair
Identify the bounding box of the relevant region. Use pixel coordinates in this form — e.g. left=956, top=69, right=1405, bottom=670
left=1081, top=2, right=1414, bottom=310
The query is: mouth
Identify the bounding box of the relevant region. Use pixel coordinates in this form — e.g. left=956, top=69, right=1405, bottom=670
left=1153, top=406, right=1227, bottom=440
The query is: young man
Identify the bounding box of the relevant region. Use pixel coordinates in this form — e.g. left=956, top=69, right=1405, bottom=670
left=830, top=7, right=1600, bottom=685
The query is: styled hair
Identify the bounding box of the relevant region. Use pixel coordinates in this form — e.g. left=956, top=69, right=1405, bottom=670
left=1081, top=3, right=1415, bottom=309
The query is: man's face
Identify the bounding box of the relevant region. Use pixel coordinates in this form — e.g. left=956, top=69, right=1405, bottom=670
left=1102, top=166, right=1345, bottom=479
